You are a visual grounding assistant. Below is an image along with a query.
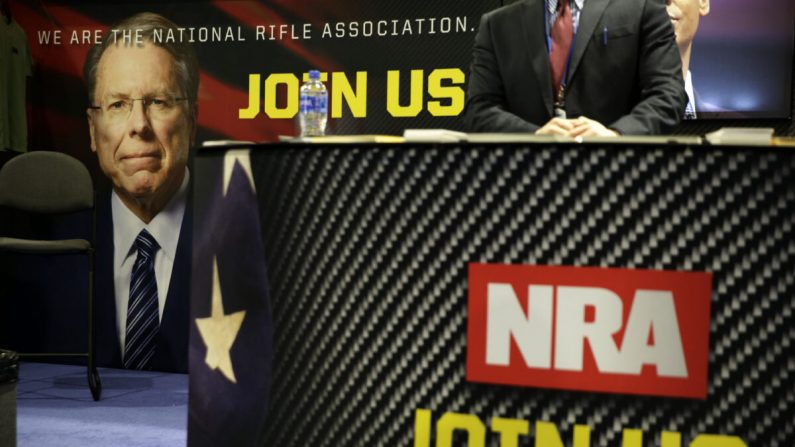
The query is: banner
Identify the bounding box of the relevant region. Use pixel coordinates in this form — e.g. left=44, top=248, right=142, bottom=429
left=12, top=0, right=494, bottom=159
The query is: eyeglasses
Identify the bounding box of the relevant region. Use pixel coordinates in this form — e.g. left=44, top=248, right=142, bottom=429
left=88, top=96, right=189, bottom=122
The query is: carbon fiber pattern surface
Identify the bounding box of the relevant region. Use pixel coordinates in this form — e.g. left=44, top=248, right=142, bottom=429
left=242, top=144, right=794, bottom=446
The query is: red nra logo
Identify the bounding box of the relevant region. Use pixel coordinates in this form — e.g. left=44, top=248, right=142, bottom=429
left=467, top=263, right=712, bottom=399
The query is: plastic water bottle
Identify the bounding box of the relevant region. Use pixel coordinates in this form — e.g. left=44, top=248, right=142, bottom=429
left=299, top=70, right=328, bottom=137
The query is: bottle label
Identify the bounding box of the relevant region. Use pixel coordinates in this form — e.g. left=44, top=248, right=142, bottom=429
left=299, top=94, right=328, bottom=114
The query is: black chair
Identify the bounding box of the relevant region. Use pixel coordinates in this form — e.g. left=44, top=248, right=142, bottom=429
left=0, top=151, right=101, bottom=401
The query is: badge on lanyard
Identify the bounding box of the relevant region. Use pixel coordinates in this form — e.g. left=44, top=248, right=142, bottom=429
left=554, top=86, right=567, bottom=119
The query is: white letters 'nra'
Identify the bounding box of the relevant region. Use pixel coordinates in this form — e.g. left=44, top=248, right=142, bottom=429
left=485, top=284, right=688, bottom=378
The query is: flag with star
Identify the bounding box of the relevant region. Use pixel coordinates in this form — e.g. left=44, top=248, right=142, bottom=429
left=188, top=148, right=273, bottom=446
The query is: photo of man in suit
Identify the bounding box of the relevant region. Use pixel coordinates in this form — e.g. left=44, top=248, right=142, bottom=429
left=666, top=0, right=710, bottom=119
left=84, top=12, right=198, bottom=373
left=464, top=0, right=686, bottom=136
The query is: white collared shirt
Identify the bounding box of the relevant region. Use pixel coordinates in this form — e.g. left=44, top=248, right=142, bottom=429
left=112, top=169, right=189, bottom=354
left=547, top=0, right=586, bottom=33
left=685, top=70, right=697, bottom=117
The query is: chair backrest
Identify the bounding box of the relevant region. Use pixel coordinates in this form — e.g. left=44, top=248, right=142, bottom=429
left=0, top=151, right=93, bottom=213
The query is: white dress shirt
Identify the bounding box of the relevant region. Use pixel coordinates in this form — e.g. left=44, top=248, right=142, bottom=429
left=684, top=70, right=697, bottom=118
left=112, top=169, right=189, bottom=354
left=546, top=0, right=586, bottom=34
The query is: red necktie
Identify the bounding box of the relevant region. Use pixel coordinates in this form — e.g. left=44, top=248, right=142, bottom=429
left=549, top=0, right=573, bottom=99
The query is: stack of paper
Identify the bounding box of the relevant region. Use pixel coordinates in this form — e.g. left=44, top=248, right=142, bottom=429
left=280, top=135, right=405, bottom=143
left=202, top=140, right=255, bottom=147
left=704, top=128, right=774, bottom=146
left=402, top=129, right=468, bottom=142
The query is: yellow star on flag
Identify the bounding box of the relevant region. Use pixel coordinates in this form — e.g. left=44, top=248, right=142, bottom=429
left=195, top=257, right=246, bottom=383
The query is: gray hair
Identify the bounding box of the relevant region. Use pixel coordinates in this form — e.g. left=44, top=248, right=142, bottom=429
left=83, top=12, right=199, bottom=105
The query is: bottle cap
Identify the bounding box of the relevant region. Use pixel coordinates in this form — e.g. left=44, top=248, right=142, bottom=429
left=308, top=70, right=320, bottom=80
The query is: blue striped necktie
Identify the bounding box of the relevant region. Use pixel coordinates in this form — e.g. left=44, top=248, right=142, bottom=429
left=124, top=229, right=160, bottom=370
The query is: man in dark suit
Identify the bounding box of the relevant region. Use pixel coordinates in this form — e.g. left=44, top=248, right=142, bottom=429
left=84, top=12, right=198, bottom=373
left=465, top=0, right=686, bottom=136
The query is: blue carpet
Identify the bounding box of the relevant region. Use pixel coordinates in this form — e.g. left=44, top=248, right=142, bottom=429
left=17, top=362, right=187, bottom=447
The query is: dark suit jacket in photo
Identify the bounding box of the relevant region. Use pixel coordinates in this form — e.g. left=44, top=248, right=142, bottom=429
left=94, top=187, right=192, bottom=374
left=464, top=0, right=687, bottom=135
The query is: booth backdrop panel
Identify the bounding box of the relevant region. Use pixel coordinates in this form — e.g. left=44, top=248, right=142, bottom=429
left=194, top=144, right=795, bottom=446
left=14, top=0, right=494, bottom=160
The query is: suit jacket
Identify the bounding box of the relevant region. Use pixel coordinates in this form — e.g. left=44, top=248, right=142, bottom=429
left=94, top=186, right=192, bottom=373
left=464, top=0, right=686, bottom=135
